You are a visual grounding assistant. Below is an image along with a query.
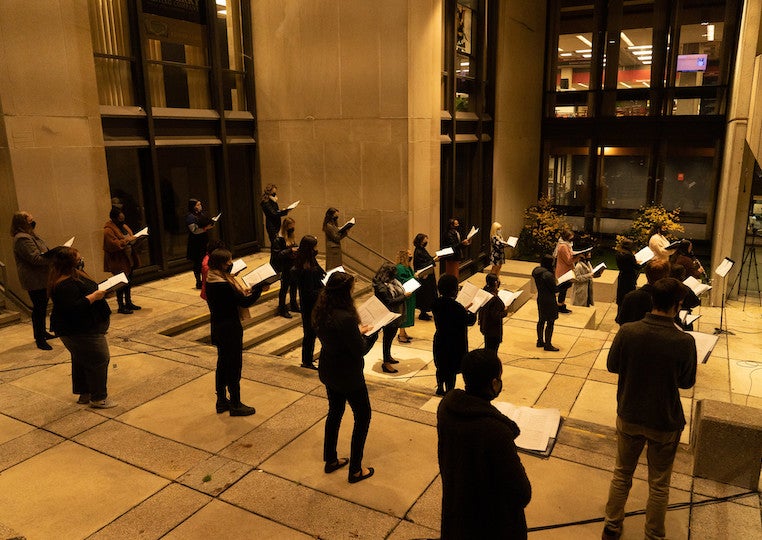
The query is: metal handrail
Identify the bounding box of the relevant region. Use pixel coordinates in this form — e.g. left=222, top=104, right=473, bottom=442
left=343, top=237, right=394, bottom=280
left=345, top=236, right=393, bottom=263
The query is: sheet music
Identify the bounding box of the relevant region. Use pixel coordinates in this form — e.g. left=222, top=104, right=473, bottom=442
left=497, top=289, right=522, bottom=307
left=286, top=200, right=300, bottom=210
left=242, top=263, right=276, bottom=288
left=402, top=278, right=421, bottom=294
left=635, top=246, right=654, bottom=265
left=212, top=213, right=222, bottom=222
left=338, top=217, right=355, bottom=233
left=414, top=264, right=434, bottom=278
left=715, top=257, right=734, bottom=278
left=435, top=247, right=454, bottom=258
left=455, top=281, right=480, bottom=307
left=679, top=310, right=701, bottom=326
left=506, top=236, right=518, bottom=248
left=98, top=272, right=128, bottom=292
left=493, top=402, right=561, bottom=452
left=466, top=226, right=479, bottom=241
left=321, top=266, right=346, bottom=286
left=468, top=289, right=494, bottom=313
left=686, top=331, right=719, bottom=363
left=357, top=296, right=400, bottom=335
left=557, top=269, right=575, bottom=285
left=572, top=246, right=593, bottom=256
left=63, top=237, right=74, bottom=247
left=230, top=259, right=247, bottom=275
left=591, top=262, right=606, bottom=275
left=684, top=276, right=711, bottom=296
left=133, top=227, right=148, bottom=238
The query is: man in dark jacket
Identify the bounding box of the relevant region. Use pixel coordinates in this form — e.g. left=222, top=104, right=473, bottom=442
left=602, top=278, right=697, bottom=540
left=437, top=349, right=532, bottom=539
left=616, top=259, right=670, bottom=325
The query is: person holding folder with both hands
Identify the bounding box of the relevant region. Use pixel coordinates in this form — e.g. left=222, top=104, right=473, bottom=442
left=103, top=207, right=141, bottom=314
left=443, top=218, right=471, bottom=278
left=186, top=198, right=215, bottom=289
left=323, top=207, right=352, bottom=270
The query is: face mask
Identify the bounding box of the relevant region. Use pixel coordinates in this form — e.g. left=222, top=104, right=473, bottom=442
left=422, top=241, right=428, bottom=247
left=76, top=258, right=85, bottom=270
left=30, top=220, right=37, bottom=229
left=287, top=228, right=295, bottom=235
left=226, top=263, right=234, bottom=274
left=497, top=229, right=501, bottom=235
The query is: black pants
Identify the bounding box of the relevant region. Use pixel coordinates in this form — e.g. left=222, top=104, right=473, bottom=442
left=60, top=334, right=110, bottom=400
left=557, top=282, right=572, bottom=305
left=484, top=336, right=501, bottom=353
left=278, top=268, right=298, bottom=308
left=301, top=308, right=317, bottom=367
left=537, top=319, right=555, bottom=345
left=324, top=383, right=372, bottom=475
left=382, top=320, right=399, bottom=362
left=28, top=288, right=49, bottom=341
left=215, top=330, right=244, bottom=405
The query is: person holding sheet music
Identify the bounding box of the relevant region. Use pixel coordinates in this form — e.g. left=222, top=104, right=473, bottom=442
left=616, top=260, right=671, bottom=325
left=533, top=254, right=560, bottom=351
left=553, top=229, right=578, bottom=313
left=670, top=264, right=700, bottom=331
left=478, top=273, right=508, bottom=353
left=443, top=218, right=471, bottom=278
left=294, top=235, right=325, bottom=370
left=49, top=247, right=115, bottom=408
left=271, top=217, right=299, bottom=318
left=572, top=249, right=602, bottom=307
left=11, top=211, right=54, bottom=350
left=186, top=198, right=215, bottom=289
left=323, top=207, right=348, bottom=271
left=260, top=184, right=291, bottom=245
left=489, top=221, right=508, bottom=275
left=313, top=272, right=379, bottom=484
left=648, top=222, right=674, bottom=263
left=372, top=262, right=411, bottom=374
left=670, top=240, right=705, bottom=280
left=615, top=239, right=640, bottom=322
left=103, top=208, right=141, bottom=315
left=200, top=239, right=227, bottom=301
left=432, top=274, right=477, bottom=395
left=413, top=233, right=438, bottom=320
left=395, top=250, right=417, bottom=343
left=437, top=349, right=531, bottom=539
left=602, top=278, right=696, bottom=540
left=205, top=248, right=267, bottom=417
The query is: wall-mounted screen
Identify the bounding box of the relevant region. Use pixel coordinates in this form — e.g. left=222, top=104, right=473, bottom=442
left=677, top=54, right=708, bottom=72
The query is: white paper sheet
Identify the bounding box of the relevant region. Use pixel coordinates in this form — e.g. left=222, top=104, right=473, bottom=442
left=493, top=402, right=561, bottom=452
left=715, top=257, right=734, bottom=278
left=557, top=269, right=575, bottom=285
left=685, top=331, right=719, bottom=363
left=435, top=247, right=454, bottom=258
left=684, top=276, right=711, bottom=296
left=357, top=296, right=400, bottom=335
left=242, top=263, right=277, bottom=288
left=506, top=236, right=519, bottom=248
left=286, top=200, right=300, bottom=210
left=212, top=213, right=222, bottom=222
left=679, top=310, right=701, bottom=326
left=133, top=227, right=148, bottom=238
left=321, top=266, right=346, bottom=286
left=466, top=226, right=479, bottom=241
left=402, top=278, right=421, bottom=294
left=415, top=264, right=434, bottom=278
left=591, top=262, right=606, bottom=275
left=635, top=246, right=654, bottom=265
left=98, top=272, right=128, bottom=292
left=497, top=289, right=522, bottom=307
left=338, top=217, right=355, bottom=233
left=63, top=237, right=75, bottom=247
left=230, top=258, right=247, bottom=275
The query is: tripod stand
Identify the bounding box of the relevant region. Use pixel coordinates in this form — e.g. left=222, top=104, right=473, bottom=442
left=713, top=274, right=734, bottom=336
left=729, top=229, right=762, bottom=310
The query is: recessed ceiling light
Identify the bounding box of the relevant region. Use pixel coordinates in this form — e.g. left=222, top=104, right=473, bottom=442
left=560, top=53, right=573, bottom=57
left=576, top=35, right=593, bottom=47
left=575, top=49, right=592, bottom=53
left=620, top=32, right=634, bottom=47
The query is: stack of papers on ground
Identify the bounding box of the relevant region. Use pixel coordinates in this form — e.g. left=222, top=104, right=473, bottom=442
left=230, top=259, right=247, bottom=275
left=242, top=263, right=279, bottom=287
left=98, top=273, right=128, bottom=292
left=497, top=289, right=522, bottom=308
left=435, top=247, right=454, bottom=258
left=134, top=227, right=148, bottom=238
left=679, top=310, right=701, bottom=326
left=635, top=246, right=654, bottom=265
left=456, top=281, right=492, bottom=313
left=684, top=276, right=711, bottom=296
left=402, top=278, right=421, bottom=294
left=492, top=402, right=561, bottom=454
left=415, top=264, right=434, bottom=278
left=686, top=331, right=719, bottom=363
left=357, top=296, right=400, bottom=336
left=557, top=269, right=575, bottom=285
left=322, top=266, right=346, bottom=286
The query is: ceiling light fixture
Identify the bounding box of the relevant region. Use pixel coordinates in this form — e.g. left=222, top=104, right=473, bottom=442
left=576, top=35, right=593, bottom=47
left=620, top=32, right=634, bottom=47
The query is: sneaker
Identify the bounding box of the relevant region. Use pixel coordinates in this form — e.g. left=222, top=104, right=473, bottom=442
left=76, top=393, right=91, bottom=404
left=601, top=526, right=621, bottom=540
left=229, top=403, right=256, bottom=416
left=90, top=398, right=117, bottom=409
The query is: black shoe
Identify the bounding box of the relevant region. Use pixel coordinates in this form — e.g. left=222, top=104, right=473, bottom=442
left=126, top=303, right=142, bottom=311
left=536, top=340, right=545, bottom=348
left=289, top=304, right=301, bottom=313
left=435, top=387, right=445, bottom=396
left=195, top=280, right=202, bottom=290
left=36, top=340, right=53, bottom=350
left=348, top=467, right=375, bottom=484
left=544, top=344, right=560, bottom=352
left=278, top=307, right=293, bottom=319
left=229, top=403, right=256, bottom=416
left=418, top=312, right=432, bottom=321
left=301, top=363, right=318, bottom=370
left=117, top=306, right=133, bottom=315
left=324, top=458, right=349, bottom=474
left=385, top=357, right=399, bottom=364
left=216, top=399, right=230, bottom=414
left=382, top=364, right=398, bottom=374
left=559, top=305, right=572, bottom=314
left=43, top=332, right=56, bottom=340
left=601, top=526, right=621, bottom=540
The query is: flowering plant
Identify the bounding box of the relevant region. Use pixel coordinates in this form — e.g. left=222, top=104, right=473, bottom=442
left=517, top=197, right=570, bottom=258
left=617, top=205, right=684, bottom=248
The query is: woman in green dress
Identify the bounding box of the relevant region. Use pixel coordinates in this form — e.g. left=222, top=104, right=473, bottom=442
left=395, top=249, right=416, bottom=342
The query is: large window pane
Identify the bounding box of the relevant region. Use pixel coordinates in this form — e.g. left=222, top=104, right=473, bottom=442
left=546, top=146, right=589, bottom=207
left=676, top=22, right=724, bottom=88
left=89, top=0, right=136, bottom=106
left=557, top=32, right=593, bottom=91
left=617, top=28, right=652, bottom=89
left=599, top=147, right=649, bottom=209
left=661, top=146, right=715, bottom=214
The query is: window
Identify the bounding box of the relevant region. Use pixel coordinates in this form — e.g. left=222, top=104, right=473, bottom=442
left=546, top=146, right=589, bottom=208
left=215, top=0, right=247, bottom=111
left=599, top=147, right=650, bottom=210
left=661, top=145, right=716, bottom=214
left=88, top=0, right=136, bottom=106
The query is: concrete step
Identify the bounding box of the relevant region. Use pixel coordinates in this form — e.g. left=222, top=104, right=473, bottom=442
left=511, top=299, right=597, bottom=330
left=0, top=309, right=21, bottom=328
left=465, top=272, right=533, bottom=313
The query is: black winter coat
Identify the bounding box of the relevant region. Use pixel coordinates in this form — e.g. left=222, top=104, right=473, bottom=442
left=317, top=308, right=378, bottom=393
left=432, top=296, right=477, bottom=373
left=532, top=266, right=558, bottom=321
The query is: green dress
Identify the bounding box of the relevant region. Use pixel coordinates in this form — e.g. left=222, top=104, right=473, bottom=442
left=396, top=264, right=416, bottom=328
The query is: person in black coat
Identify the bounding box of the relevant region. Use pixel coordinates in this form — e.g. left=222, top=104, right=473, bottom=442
left=186, top=198, right=215, bottom=289
left=205, top=248, right=266, bottom=416
left=438, top=349, right=532, bottom=539
left=413, top=233, right=438, bottom=320
left=478, top=273, right=508, bottom=353
left=313, top=271, right=379, bottom=483
left=432, top=274, right=477, bottom=395
left=443, top=218, right=471, bottom=277
left=669, top=264, right=701, bottom=330
left=260, top=184, right=290, bottom=245
left=270, top=217, right=299, bottom=318
left=617, top=260, right=671, bottom=325
left=615, top=239, right=640, bottom=321
left=532, top=254, right=559, bottom=351
left=372, top=262, right=410, bottom=374
left=293, top=235, right=325, bottom=370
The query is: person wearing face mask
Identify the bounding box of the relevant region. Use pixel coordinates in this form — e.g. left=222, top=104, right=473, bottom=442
left=186, top=198, right=215, bottom=289
left=478, top=273, right=509, bottom=353
left=443, top=218, right=471, bottom=278
left=205, top=248, right=267, bottom=416
left=11, top=211, right=54, bottom=350
left=260, top=184, right=290, bottom=245
left=489, top=221, right=509, bottom=276
left=103, top=208, right=141, bottom=314
left=293, top=235, right=325, bottom=370
left=49, top=247, right=115, bottom=408
left=412, top=233, right=438, bottom=320
left=437, top=348, right=532, bottom=539
left=372, top=262, right=411, bottom=373
left=323, top=207, right=348, bottom=271
left=271, top=217, right=300, bottom=318
left=394, top=249, right=416, bottom=343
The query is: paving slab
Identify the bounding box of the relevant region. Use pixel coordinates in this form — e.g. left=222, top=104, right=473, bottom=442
left=0, top=414, right=34, bottom=444
left=176, top=454, right=253, bottom=496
